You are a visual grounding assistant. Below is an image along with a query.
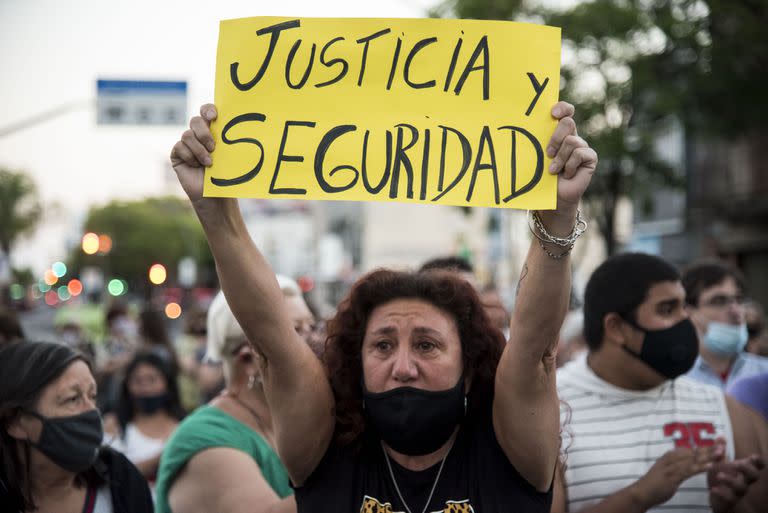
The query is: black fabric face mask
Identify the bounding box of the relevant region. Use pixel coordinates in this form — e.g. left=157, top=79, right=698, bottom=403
left=27, top=409, right=103, bottom=473
left=363, top=378, right=466, bottom=456
left=135, top=393, right=168, bottom=414
left=621, top=317, right=699, bottom=380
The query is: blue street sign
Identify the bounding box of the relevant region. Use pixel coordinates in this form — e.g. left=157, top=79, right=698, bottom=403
left=96, top=79, right=187, bottom=126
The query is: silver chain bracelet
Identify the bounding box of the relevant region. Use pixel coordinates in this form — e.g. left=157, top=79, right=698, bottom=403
left=536, top=239, right=573, bottom=259
left=528, top=209, right=588, bottom=248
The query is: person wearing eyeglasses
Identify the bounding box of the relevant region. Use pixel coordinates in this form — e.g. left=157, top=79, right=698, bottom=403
left=683, top=260, right=768, bottom=389
left=553, top=253, right=767, bottom=513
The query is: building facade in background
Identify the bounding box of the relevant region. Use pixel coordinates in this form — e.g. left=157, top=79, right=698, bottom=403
left=629, top=125, right=768, bottom=309
left=686, top=131, right=768, bottom=308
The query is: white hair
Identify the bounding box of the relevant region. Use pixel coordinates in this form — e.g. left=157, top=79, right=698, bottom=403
left=205, top=274, right=302, bottom=362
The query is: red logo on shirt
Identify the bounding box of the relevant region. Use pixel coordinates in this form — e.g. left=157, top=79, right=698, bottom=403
left=663, top=422, right=716, bottom=448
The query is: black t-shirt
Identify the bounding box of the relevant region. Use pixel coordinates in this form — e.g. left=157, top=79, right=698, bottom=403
left=295, top=408, right=553, bottom=512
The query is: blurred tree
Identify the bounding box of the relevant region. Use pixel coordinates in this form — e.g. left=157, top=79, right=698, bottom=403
left=0, top=168, right=43, bottom=272
left=630, top=0, right=768, bottom=136
left=542, top=0, right=683, bottom=256
left=12, top=267, right=35, bottom=287
left=68, top=197, right=213, bottom=295
left=433, top=0, right=766, bottom=254
left=430, top=0, right=525, bottom=19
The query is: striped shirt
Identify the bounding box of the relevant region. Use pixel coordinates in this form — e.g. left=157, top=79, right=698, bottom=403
left=557, top=354, right=734, bottom=512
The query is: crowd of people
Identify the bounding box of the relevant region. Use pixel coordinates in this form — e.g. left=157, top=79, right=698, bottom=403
left=0, top=99, right=766, bottom=513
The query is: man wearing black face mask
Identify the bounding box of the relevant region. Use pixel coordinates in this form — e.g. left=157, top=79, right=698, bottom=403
left=552, top=253, right=768, bottom=513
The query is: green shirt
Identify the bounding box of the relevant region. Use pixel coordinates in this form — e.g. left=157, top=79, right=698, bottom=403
left=155, top=404, right=293, bottom=513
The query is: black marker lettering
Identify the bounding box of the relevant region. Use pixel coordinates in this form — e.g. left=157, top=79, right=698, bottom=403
left=230, top=20, right=300, bottom=91
left=386, top=38, right=403, bottom=90
left=403, top=37, right=438, bottom=89
left=316, top=37, right=348, bottom=88
left=314, top=125, right=359, bottom=193
left=525, top=73, right=549, bottom=116
left=466, top=126, right=500, bottom=204
left=361, top=130, right=393, bottom=194
left=434, top=125, right=472, bottom=198
left=453, top=35, right=490, bottom=100
left=419, top=128, right=431, bottom=200
left=508, top=129, right=517, bottom=200
left=285, top=40, right=317, bottom=89
left=390, top=124, right=418, bottom=199
left=356, top=28, right=391, bottom=86
left=270, top=120, right=316, bottom=195
left=498, top=125, right=544, bottom=202
left=211, top=113, right=267, bottom=186
left=444, top=36, right=463, bottom=92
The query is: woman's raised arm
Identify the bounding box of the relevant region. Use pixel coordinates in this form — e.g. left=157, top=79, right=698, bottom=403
left=493, top=101, right=597, bottom=492
left=170, top=104, right=335, bottom=484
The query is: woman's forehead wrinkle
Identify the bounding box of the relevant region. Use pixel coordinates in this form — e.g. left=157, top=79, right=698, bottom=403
left=370, top=314, right=446, bottom=332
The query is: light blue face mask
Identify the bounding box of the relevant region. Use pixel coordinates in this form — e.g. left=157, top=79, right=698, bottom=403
left=703, top=322, right=749, bottom=356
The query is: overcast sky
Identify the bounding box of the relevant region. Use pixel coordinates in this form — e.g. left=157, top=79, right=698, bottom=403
left=1, top=0, right=580, bottom=276
left=0, top=0, right=445, bottom=205
left=0, top=0, right=443, bottom=272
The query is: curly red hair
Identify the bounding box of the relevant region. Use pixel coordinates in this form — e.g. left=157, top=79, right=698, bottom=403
left=323, top=269, right=505, bottom=446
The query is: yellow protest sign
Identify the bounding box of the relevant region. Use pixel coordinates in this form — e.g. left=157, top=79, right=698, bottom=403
left=205, top=17, right=561, bottom=209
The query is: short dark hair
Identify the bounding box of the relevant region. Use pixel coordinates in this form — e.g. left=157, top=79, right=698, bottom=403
left=0, top=341, right=103, bottom=511
left=116, top=351, right=185, bottom=434
left=681, top=260, right=746, bottom=306
left=583, top=253, right=680, bottom=351
left=419, top=256, right=474, bottom=274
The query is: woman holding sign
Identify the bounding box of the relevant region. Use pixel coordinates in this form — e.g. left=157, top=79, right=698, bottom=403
left=170, top=99, right=596, bottom=512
